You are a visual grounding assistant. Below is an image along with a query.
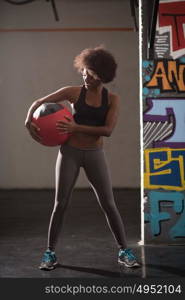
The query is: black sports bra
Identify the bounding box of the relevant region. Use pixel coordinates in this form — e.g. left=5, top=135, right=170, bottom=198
left=73, top=85, right=109, bottom=126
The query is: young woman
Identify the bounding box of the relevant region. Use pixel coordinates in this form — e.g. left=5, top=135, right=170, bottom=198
left=25, top=47, right=140, bottom=270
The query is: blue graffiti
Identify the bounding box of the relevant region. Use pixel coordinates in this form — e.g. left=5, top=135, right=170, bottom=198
left=144, top=98, right=185, bottom=146
left=145, top=191, right=185, bottom=239
left=148, top=150, right=183, bottom=188
left=170, top=206, right=185, bottom=238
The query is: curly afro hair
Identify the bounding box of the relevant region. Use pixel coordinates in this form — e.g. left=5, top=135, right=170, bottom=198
left=74, top=46, right=117, bottom=83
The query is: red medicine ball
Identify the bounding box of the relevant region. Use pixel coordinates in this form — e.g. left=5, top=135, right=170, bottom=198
left=32, top=103, right=73, bottom=146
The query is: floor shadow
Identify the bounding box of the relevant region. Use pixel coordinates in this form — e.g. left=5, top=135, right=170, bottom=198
left=146, top=264, right=185, bottom=277
left=56, top=263, right=121, bottom=277
left=56, top=263, right=142, bottom=278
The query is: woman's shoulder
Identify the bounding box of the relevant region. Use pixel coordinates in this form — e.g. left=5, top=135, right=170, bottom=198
left=61, top=85, right=83, bottom=102
left=107, top=90, right=120, bottom=106
left=62, top=85, right=82, bottom=93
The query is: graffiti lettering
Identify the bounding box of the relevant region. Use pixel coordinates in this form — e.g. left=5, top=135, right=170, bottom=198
left=144, top=97, right=185, bottom=148
left=144, top=148, right=185, bottom=191
left=145, top=191, right=185, bottom=239
left=158, top=1, right=185, bottom=58
left=146, top=61, right=185, bottom=92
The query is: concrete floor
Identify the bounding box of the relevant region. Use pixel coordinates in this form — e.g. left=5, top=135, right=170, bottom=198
left=0, top=189, right=184, bottom=279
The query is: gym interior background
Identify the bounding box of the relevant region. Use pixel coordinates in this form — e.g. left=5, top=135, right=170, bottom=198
left=0, top=0, right=142, bottom=278
left=0, top=0, right=139, bottom=189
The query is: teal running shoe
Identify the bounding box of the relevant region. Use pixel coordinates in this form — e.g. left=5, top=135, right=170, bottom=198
left=118, top=248, right=140, bottom=268
left=39, top=250, right=58, bottom=270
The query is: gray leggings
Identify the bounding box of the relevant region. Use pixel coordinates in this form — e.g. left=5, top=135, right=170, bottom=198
left=47, top=144, right=127, bottom=250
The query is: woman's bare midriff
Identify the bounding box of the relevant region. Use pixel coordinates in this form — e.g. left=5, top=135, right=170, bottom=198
left=67, top=132, right=103, bottom=149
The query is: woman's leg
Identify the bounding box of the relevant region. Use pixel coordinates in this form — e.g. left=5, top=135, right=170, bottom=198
left=47, top=145, right=81, bottom=251
left=83, top=149, right=127, bottom=249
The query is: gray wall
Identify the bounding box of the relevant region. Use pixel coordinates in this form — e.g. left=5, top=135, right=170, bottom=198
left=0, top=0, right=140, bottom=188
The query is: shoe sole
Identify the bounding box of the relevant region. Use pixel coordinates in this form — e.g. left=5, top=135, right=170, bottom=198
left=39, top=261, right=58, bottom=271
left=118, top=259, right=140, bottom=268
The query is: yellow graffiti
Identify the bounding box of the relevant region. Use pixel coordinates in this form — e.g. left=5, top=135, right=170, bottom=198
left=146, top=61, right=185, bottom=92
left=144, top=148, right=185, bottom=191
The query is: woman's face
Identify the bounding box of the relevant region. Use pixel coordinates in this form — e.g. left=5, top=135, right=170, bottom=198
left=82, top=68, right=101, bottom=89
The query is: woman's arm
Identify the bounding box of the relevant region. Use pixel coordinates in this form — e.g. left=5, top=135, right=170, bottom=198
left=25, top=86, right=80, bottom=142
left=57, top=94, right=120, bottom=137
left=25, top=86, right=79, bottom=125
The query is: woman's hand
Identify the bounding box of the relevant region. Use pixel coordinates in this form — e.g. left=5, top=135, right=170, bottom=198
left=25, top=119, right=41, bottom=142
left=56, top=116, right=77, bottom=134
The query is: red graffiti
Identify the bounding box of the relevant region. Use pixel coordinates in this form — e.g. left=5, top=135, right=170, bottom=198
left=158, top=1, right=185, bottom=53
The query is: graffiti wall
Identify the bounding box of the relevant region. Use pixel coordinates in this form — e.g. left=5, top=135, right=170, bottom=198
left=143, top=0, right=185, bottom=243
